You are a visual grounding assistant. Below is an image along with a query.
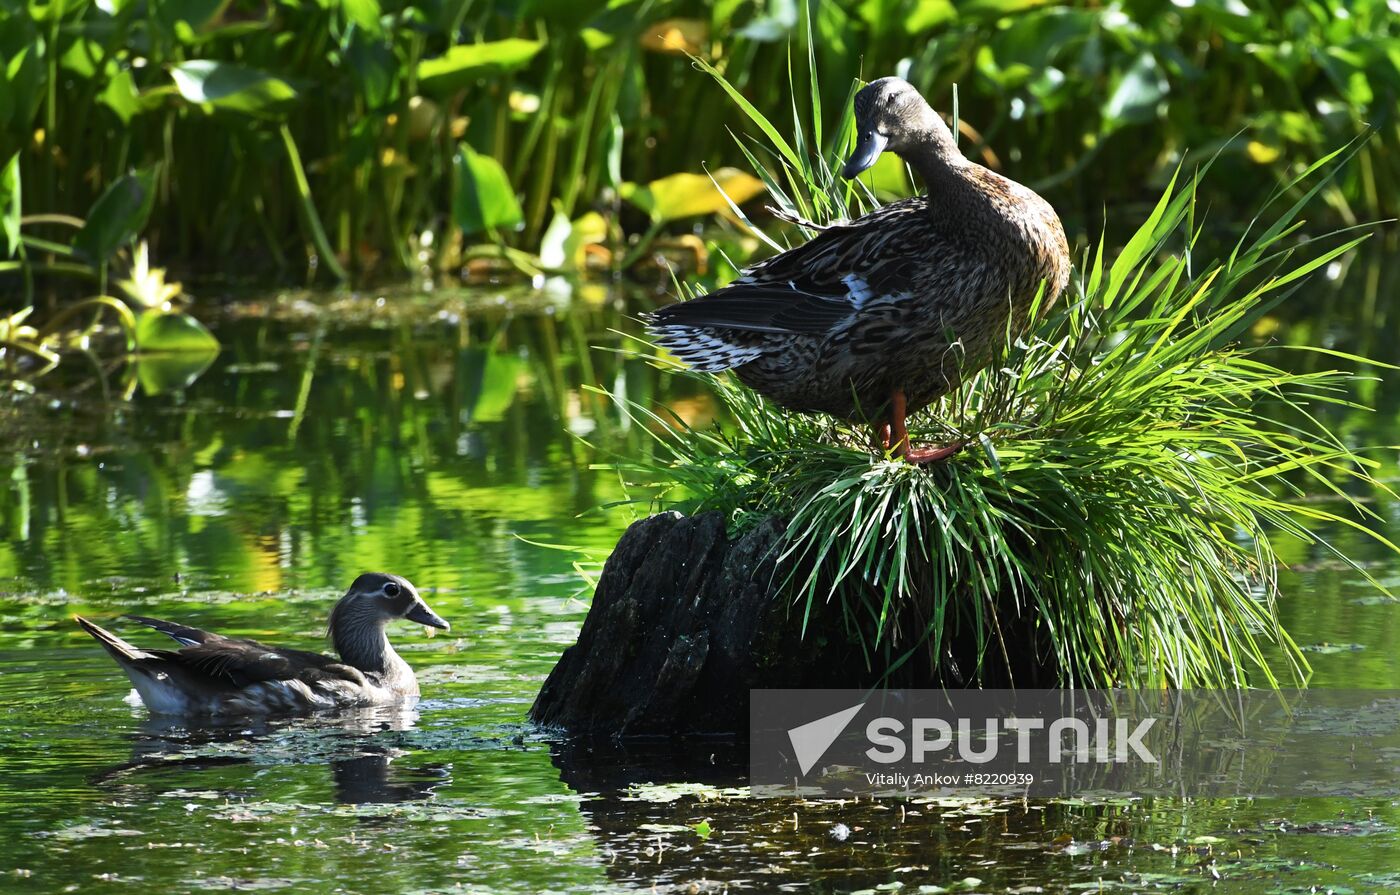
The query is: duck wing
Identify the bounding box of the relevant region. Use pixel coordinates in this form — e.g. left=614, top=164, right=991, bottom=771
left=125, top=615, right=224, bottom=647
left=79, top=616, right=361, bottom=688
left=649, top=198, right=935, bottom=337
left=174, top=638, right=364, bottom=688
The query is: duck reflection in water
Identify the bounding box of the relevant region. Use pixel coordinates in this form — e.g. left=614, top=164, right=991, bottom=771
left=92, top=705, right=449, bottom=805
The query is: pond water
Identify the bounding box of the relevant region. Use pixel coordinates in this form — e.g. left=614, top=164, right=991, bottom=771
left=1, top=272, right=1399, bottom=894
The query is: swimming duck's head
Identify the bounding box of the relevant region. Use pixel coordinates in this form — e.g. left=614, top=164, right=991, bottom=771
left=332, top=572, right=450, bottom=633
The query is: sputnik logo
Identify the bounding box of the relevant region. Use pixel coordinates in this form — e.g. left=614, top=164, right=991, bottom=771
left=787, top=702, right=865, bottom=775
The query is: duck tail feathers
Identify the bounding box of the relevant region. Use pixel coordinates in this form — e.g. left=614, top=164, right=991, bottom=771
left=649, top=324, right=764, bottom=372
left=75, top=615, right=152, bottom=665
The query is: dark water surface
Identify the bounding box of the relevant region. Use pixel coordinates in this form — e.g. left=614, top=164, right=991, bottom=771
left=2, top=279, right=1399, bottom=893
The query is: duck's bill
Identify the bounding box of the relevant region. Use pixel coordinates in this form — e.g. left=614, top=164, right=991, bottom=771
left=841, top=130, right=888, bottom=178
left=405, top=601, right=450, bottom=631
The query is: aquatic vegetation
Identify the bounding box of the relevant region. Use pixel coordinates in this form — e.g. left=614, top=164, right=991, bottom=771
left=1, top=150, right=219, bottom=394
left=606, top=61, right=1397, bottom=689
left=0, top=1, right=1394, bottom=278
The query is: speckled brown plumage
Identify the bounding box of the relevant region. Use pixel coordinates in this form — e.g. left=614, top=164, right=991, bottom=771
left=649, top=78, right=1070, bottom=451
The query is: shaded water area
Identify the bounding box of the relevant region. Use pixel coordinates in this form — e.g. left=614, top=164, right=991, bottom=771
left=2, top=263, right=1400, bottom=893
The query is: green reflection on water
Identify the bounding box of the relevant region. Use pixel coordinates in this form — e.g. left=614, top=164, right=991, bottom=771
left=0, top=279, right=1398, bottom=893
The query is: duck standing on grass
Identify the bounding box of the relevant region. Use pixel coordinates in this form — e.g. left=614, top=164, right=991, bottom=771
left=648, top=77, right=1071, bottom=463
left=75, top=572, right=449, bottom=716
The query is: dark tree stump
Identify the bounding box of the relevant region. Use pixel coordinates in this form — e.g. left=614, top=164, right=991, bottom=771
left=530, top=512, right=860, bottom=736
left=530, top=510, right=1057, bottom=737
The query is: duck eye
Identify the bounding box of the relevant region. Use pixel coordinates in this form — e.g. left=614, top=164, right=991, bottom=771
left=383, top=582, right=401, bottom=597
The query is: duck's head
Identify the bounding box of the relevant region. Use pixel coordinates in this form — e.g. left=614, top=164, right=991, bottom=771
left=842, top=77, right=953, bottom=178
left=329, top=572, right=450, bottom=635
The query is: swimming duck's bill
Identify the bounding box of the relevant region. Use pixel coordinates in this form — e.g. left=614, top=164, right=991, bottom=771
left=842, top=129, right=889, bottom=178
left=404, top=599, right=450, bottom=631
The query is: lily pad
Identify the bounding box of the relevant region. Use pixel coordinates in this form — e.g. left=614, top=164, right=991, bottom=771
left=133, top=350, right=218, bottom=396
left=135, top=310, right=220, bottom=354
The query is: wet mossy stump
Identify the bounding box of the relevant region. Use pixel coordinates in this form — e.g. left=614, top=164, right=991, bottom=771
left=529, top=511, right=1058, bottom=737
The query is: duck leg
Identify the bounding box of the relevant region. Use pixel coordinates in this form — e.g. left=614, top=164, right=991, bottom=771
left=887, top=389, right=964, bottom=465
left=888, top=389, right=911, bottom=458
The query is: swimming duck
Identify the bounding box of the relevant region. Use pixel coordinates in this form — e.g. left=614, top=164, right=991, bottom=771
left=648, top=77, right=1071, bottom=462
left=75, top=572, right=449, bottom=716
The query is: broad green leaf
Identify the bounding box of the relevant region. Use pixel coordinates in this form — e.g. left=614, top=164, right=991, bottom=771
left=0, top=153, right=19, bottom=258
left=619, top=168, right=765, bottom=223
left=1, top=45, right=44, bottom=138
left=170, top=60, right=299, bottom=116
left=72, top=167, right=158, bottom=265
left=452, top=144, right=522, bottom=236
left=908, top=0, right=956, bottom=29
left=1103, top=52, right=1167, bottom=126
left=59, top=37, right=112, bottom=79
left=101, top=69, right=143, bottom=123
left=341, top=0, right=382, bottom=34
left=134, top=309, right=220, bottom=354
left=416, top=40, right=543, bottom=97
left=580, top=28, right=614, bottom=50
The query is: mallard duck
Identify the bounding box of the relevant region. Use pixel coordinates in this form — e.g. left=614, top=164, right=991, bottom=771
left=75, top=573, right=449, bottom=716
left=648, top=77, right=1071, bottom=462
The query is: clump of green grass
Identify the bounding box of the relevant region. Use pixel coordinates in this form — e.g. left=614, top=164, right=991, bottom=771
left=602, top=66, right=1395, bottom=688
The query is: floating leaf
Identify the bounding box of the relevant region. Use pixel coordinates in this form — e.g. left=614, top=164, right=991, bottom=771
left=72, top=167, right=158, bottom=265
left=416, top=40, right=542, bottom=96
left=691, top=819, right=713, bottom=839
left=135, top=310, right=220, bottom=354
left=170, top=60, right=298, bottom=116
left=133, top=350, right=218, bottom=396
left=453, top=144, right=522, bottom=236
left=620, top=168, right=765, bottom=223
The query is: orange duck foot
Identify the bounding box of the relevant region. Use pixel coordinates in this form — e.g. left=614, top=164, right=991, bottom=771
left=901, top=441, right=965, bottom=465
